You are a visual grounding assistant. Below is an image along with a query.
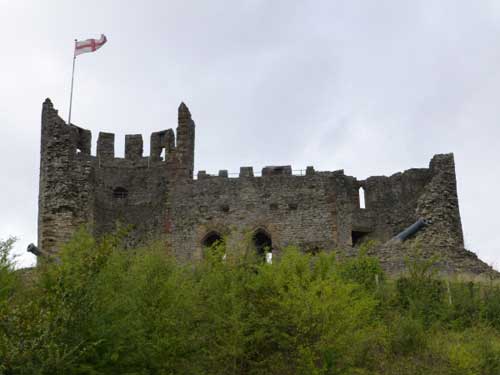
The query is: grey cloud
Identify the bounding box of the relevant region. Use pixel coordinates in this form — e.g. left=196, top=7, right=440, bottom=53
left=1, top=0, right=499, bottom=268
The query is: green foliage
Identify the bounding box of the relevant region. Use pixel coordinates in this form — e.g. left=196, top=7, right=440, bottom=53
left=429, top=327, right=500, bottom=375
left=0, top=237, right=17, bottom=303
left=396, top=252, right=446, bottom=325
left=0, top=237, right=19, bottom=374
left=339, top=241, right=384, bottom=291
left=444, top=281, right=481, bottom=329
left=389, top=315, right=426, bottom=355
left=481, top=286, right=500, bottom=329
left=1, top=231, right=500, bottom=374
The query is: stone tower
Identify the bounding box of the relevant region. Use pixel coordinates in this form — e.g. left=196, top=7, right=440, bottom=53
left=38, top=98, right=195, bottom=255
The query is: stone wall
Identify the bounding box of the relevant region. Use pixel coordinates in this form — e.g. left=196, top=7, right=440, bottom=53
left=164, top=161, right=455, bottom=266
left=166, top=171, right=343, bottom=260
left=39, top=99, right=95, bottom=256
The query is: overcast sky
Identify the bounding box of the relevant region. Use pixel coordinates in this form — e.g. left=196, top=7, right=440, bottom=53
left=1, top=0, right=499, bottom=269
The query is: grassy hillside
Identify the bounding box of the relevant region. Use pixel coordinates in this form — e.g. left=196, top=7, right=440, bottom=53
left=1, top=231, right=500, bottom=374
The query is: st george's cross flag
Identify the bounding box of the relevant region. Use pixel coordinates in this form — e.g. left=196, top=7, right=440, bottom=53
left=74, top=34, right=107, bottom=56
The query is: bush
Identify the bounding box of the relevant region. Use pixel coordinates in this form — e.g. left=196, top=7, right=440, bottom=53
left=481, top=286, right=500, bottom=329
left=431, top=327, right=500, bottom=375
left=0, top=237, right=17, bottom=303
left=395, top=252, right=446, bottom=325
left=338, top=242, right=384, bottom=292
left=1, top=230, right=500, bottom=374
left=443, top=281, right=481, bottom=329
left=389, top=315, right=426, bottom=355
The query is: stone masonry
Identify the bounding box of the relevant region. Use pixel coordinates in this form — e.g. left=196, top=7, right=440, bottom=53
left=37, top=98, right=494, bottom=275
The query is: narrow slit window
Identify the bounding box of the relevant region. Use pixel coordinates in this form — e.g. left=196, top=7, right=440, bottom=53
left=359, top=187, right=366, bottom=209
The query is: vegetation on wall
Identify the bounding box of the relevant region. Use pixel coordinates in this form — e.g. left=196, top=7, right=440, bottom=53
left=1, top=231, right=500, bottom=374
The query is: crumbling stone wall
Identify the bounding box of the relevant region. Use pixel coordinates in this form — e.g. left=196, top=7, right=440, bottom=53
left=164, top=157, right=467, bottom=269
left=39, top=99, right=95, bottom=256
left=37, top=99, right=493, bottom=275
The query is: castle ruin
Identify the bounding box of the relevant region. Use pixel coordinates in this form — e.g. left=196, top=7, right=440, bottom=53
left=37, top=98, right=493, bottom=275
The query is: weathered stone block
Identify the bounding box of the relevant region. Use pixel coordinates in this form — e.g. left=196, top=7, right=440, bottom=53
left=262, top=165, right=292, bottom=176
left=97, top=132, right=115, bottom=161
left=125, top=134, right=143, bottom=160
left=239, top=167, right=254, bottom=177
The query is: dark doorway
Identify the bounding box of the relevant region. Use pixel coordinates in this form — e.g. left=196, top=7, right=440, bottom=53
left=351, top=231, right=369, bottom=246
left=253, top=229, right=272, bottom=261
left=202, top=231, right=223, bottom=248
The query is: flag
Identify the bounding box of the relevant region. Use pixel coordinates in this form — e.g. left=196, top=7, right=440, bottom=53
left=74, top=34, right=107, bottom=56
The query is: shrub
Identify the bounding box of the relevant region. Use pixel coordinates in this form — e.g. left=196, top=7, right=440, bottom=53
left=389, top=315, right=426, bottom=355
left=481, top=286, right=500, bottom=329
left=338, top=241, right=384, bottom=292
left=443, top=281, right=481, bottom=329
left=396, top=252, right=446, bottom=325
left=0, top=237, right=17, bottom=303
left=1, top=230, right=500, bottom=374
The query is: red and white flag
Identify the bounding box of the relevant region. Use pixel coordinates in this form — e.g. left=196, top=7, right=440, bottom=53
left=74, top=34, right=107, bottom=56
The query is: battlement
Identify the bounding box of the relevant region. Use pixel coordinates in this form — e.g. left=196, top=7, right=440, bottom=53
left=196, top=166, right=335, bottom=179
left=41, top=98, right=195, bottom=168
left=93, top=131, right=174, bottom=162
left=197, top=166, right=295, bottom=179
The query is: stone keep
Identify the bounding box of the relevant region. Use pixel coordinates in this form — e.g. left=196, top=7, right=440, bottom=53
left=38, top=98, right=492, bottom=275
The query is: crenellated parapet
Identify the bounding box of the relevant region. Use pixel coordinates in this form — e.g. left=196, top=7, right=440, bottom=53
left=195, top=165, right=343, bottom=179
left=40, top=100, right=195, bottom=167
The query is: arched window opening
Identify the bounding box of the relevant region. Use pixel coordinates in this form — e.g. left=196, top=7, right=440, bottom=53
left=359, top=187, right=366, bottom=209
left=113, top=187, right=128, bottom=199
left=160, top=147, right=166, bottom=161
left=253, top=229, right=272, bottom=263
left=306, top=246, right=321, bottom=256
left=202, top=231, right=223, bottom=249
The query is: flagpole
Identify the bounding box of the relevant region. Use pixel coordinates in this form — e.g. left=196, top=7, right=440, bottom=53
left=68, top=39, right=77, bottom=125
